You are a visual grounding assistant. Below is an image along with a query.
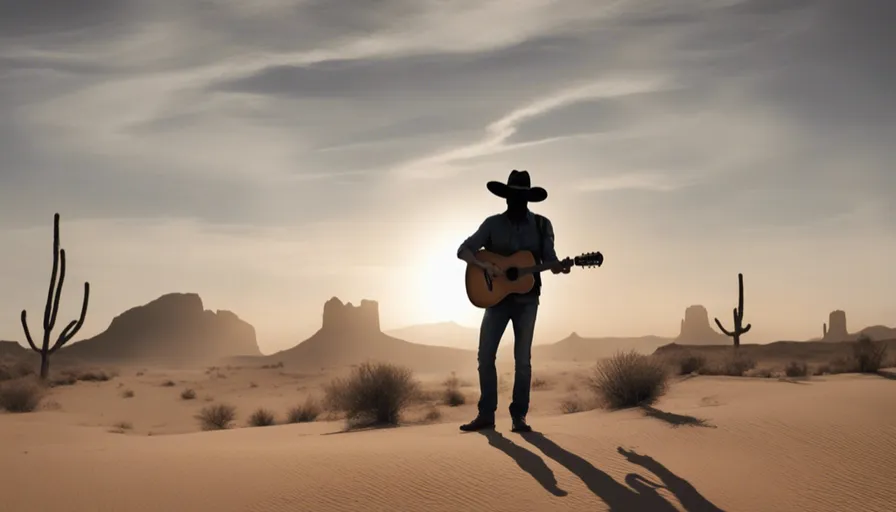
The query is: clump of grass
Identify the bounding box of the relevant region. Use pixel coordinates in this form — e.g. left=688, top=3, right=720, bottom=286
left=75, top=369, right=113, bottom=382
left=109, top=421, right=133, bottom=433
left=286, top=396, right=321, bottom=423
left=180, top=388, right=196, bottom=400
left=323, top=361, right=419, bottom=427
left=703, top=354, right=757, bottom=376
left=121, top=389, right=135, bottom=398
left=422, top=406, right=442, bottom=422
left=0, top=378, right=45, bottom=412
left=247, top=408, right=276, bottom=427
left=531, top=376, right=550, bottom=390
left=589, top=351, right=668, bottom=409
left=560, top=396, right=585, bottom=414
left=784, top=361, right=809, bottom=377
left=196, top=403, right=237, bottom=430
left=852, top=335, right=887, bottom=373
left=677, top=353, right=707, bottom=375
left=442, top=373, right=466, bottom=407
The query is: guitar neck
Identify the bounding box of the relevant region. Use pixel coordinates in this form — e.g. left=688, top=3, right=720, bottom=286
left=518, top=259, right=567, bottom=276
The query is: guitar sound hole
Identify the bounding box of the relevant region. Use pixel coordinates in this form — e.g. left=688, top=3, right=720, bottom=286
left=504, top=267, right=520, bottom=281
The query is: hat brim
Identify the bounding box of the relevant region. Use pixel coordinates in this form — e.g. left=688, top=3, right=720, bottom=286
left=487, top=181, right=547, bottom=202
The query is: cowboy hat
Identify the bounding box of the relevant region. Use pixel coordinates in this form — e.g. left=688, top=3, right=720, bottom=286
left=486, top=170, right=547, bottom=202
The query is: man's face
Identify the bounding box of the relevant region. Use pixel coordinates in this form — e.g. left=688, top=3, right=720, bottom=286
left=506, top=196, right=528, bottom=210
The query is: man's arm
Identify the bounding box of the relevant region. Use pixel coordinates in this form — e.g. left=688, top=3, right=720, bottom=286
left=457, top=219, right=490, bottom=268
left=542, top=218, right=569, bottom=274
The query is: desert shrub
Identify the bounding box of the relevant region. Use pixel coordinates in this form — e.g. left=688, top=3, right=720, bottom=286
left=50, top=373, right=78, bottom=387
left=560, top=396, right=585, bottom=414
left=75, top=370, right=113, bottom=382
left=121, top=389, right=134, bottom=398
left=746, top=367, right=774, bottom=378
left=323, top=361, right=419, bottom=427
left=197, top=403, right=237, bottom=430
left=851, top=335, right=887, bottom=373
left=813, top=363, right=831, bottom=376
left=442, top=373, right=466, bottom=406
left=0, top=359, right=35, bottom=382
left=784, top=361, right=809, bottom=377
left=589, top=351, right=668, bottom=409
left=678, top=353, right=707, bottom=375
left=161, top=380, right=176, bottom=387
left=531, top=376, right=550, bottom=390
left=248, top=408, right=276, bottom=427
left=0, top=378, right=45, bottom=412
left=719, top=354, right=757, bottom=376
left=180, top=388, right=196, bottom=400
left=423, top=406, right=442, bottom=422
left=286, top=396, right=321, bottom=423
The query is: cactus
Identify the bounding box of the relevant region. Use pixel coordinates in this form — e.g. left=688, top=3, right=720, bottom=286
left=823, top=322, right=827, bottom=338
left=713, top=273, right=751, bottom=349
left=20, top=213, right=90, bottom=380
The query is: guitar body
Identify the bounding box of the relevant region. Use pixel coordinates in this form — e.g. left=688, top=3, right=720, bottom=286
left=465, top=250, right=538, bottom=309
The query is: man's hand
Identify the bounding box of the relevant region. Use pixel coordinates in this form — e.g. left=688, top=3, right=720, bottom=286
left=480, top=261, right=504, bottom=278
left=550, top=260, right=572, bottom=274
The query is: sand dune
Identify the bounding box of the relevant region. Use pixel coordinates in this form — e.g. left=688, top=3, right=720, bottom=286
left=2, top=368, right=894, bottom=512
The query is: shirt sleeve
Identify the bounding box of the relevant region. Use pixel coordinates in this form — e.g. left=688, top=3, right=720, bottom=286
left=541, top=217, right=559, bottom=264
left=457, top=218, right=490, bottom=257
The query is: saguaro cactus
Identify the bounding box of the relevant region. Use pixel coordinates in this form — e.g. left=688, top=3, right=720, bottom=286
left=713, top=273, right=751, bottom=349
left=21, top=213, right=90, bottom=380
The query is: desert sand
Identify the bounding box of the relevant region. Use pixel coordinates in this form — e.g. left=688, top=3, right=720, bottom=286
left=2, top=361, right=894, bottom=512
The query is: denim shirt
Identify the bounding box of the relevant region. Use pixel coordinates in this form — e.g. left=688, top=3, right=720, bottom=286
left=457, top=211, right=559, bottom=302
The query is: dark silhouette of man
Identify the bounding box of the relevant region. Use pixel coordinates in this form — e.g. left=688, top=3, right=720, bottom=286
left=456, top=170, right=570, bottom=433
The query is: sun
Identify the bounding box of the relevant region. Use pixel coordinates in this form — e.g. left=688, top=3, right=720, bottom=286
left=410, top=233, right=480, bottom=326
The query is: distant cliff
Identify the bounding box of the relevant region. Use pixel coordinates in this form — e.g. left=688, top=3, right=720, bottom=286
left=268, top=297, right=472, bottom=373
left=675, top=305, right=727, bottom=345
left=62, top=293, right=261, bottom=363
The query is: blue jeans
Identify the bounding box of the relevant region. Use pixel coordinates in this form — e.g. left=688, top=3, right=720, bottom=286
left=476, top=298, right=539, bottom=419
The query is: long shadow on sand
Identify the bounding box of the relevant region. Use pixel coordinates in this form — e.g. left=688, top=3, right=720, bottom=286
left=514, top=432, right=726, bottom=511
left=641, top=406, right=716, bottom=428
left=477, top=430, right=568, bottom=496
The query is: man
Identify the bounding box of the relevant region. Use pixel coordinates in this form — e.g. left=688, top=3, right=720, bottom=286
left=456, top=170, right=570, bottom=433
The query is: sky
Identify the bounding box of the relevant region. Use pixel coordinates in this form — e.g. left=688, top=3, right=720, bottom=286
left=1, top=0, right=894, bottom=354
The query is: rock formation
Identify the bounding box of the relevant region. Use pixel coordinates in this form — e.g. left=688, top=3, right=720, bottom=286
left=62, top=293, right=261, bottom=362
left=675, top=305, right=727, bottom=345
left=822, top=310, right=848, bottom=342
left=322, top=297, right=380, bottom=333
left=269, top=297, right=471, bottom=373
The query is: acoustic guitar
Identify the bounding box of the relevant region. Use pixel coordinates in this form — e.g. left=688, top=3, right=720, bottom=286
left=465, top=249, right=603, bottom=308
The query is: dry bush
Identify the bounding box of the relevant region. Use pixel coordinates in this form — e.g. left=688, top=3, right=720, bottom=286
left=813, top=363, right=831, bottom=376
left=589, top=351, right=668, bottom=409
left=423, top=406, right=442, bottom=422
left=0, top=359, right=35, bottom=382
left=559, top=395, right=585, bottom=414
left=180, top=388, right=196, bottom=400
left=784, top=361, right=809, bottom=377
left=249, top=381, right=258, bottom=388
left=261, top=361, right=285, bottom=369
left=247, top=408, right=276, bottom=427
left=121, top=389, right=134, bottom=398
left=851, top=335, right=887, bottom=373
left=701, top=354, right=757, bottom=376
left=677, top=353, right=707, bottom=375
left=442, top=373, right=466, bottom=406
left=49, top=368, right=114, bottom=386
left=109, top=421, right=133, bottom=433
left=746, top=367, right=774, bottom=378
left=531, top=376, right=551, bottom=390
left=286, top=396, right=321, bottom=423
left=323, top=361, right=419, bottom=427
left=0, top=378, right=45, bottom=412
left=197, top=403, right=237, bottom=430
left=160, top=380, right=176, bottom=387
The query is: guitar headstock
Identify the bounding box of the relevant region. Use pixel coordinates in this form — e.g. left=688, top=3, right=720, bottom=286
left=574, top=251, right=603, bottom=268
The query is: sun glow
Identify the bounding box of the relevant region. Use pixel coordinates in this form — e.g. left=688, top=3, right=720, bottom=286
left=409, top=231, right=481, bottom=326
